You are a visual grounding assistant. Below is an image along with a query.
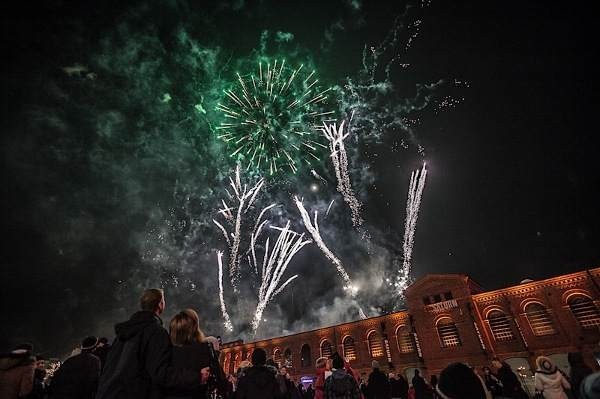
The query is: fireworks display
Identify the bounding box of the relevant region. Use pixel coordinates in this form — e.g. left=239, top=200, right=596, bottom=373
left=320, top=121, right=363, bottom=227
left=216, top=58, right=335, bottom=175
left=395, top=163, right=428, bottom=295
left=217, top=251, right=234, bottom=332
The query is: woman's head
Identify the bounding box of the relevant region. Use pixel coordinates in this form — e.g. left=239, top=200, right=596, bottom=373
left=169, top=308, right=206, bottom=346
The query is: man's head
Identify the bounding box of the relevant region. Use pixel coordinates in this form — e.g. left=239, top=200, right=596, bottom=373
left=331, top=353, right=344, bottom=370
left=140, top=288, right=165, bottom=315
left=81, top=336, right=98, bottom=352
left=372, top=360, right=380, bottom=369
left=414, top=369, right=420, bottom=376
left=251, top=348, right=267, bottom=366
left=491, top=358, right=502, bottom=369
left=279, top=366, right=287, bottom=375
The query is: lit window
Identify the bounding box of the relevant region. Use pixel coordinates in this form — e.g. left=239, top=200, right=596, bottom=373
left=320, top=340, right=332, bottom=358
left=367, top=330, right=384, bottom=358
left=343, top=336, right=357, bottom=360
left=568, top=294, right=600, bottom=328
left=437, top=317, right=461, bottom=348
left=487, top=310, right=515, bottom=341
left=273, top=349, right=282, bottom=366
left=524, top=302, right=556, bottom=336
left=396, top=325, right=416, bottom=353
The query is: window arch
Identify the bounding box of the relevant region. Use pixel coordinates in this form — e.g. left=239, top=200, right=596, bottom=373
left=367, top=330, right=384, bottom=358
left=233, top=352, right=242, bottom=371
left=320, top=339, right=332, bottom=358
left=273, top=348, right=282, bottom=366
left=436, top=317, right=461, bottom=347
left=283, top=348, right=293, bottom=368
left=524, top=302, right=556, bottom=336
left=342, top=336, right=357, bottom=360
left=223, top=352, right=232, bottom=375
left=487, top=310, right=515, bottom=341
left=395, top=325, right=416, bottom=354
left=245, top=349, right=253, bottom=360
left=300, top=344, right=312, bottom=368
left=568, top=294, right=600, bottom=328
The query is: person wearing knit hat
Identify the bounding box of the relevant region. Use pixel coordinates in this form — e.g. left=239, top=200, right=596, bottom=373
left=436, top=362, right=487, bottom=399
left=534, top=356, right=571, bottom=399
left=81, top=336, right=99, bottom=351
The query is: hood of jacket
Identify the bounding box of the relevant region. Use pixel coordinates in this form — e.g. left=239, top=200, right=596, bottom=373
left=245, top=366, right=277, bottom=388
left=331, top=369, right=349, bottom=380
left=114, top=310, right=161, bottom=341
left=0, top=354, right=33, bottom=371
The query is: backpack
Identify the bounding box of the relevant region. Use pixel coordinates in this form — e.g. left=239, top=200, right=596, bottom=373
left=329, top=374, right=355, bottom=399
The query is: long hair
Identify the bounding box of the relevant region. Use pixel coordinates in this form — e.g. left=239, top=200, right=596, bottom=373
left=169, top=308, right=206, bottom=346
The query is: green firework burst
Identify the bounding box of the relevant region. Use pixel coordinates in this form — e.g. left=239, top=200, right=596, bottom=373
left=216, top=58, right=334, bottom=175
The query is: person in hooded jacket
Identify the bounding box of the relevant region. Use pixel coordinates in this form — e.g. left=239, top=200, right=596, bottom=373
left=0, top=343, right=35, bottom=399
left=235, top=348, right=282, bottom=399
left=96, top=288, right=204, bottom=399
left=47, top=336, right=101, bottom=399
left=323, top=353, right=361, bottom=399
left=568, top=352, right=593, bottom=399
left=534, top=356, right=571, bottom=399
left=367, top=360, right=390, bottom=399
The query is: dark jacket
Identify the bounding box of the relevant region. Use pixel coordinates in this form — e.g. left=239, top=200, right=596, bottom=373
left=569, top=353, right=593, bottom=399
left=0, top=352, right=35, bottom=399
left=496, top=364, right=527, bottom=399
left=163, top=342, right=214, bottom=399
left=324, top=369, right=361, bottom=399
left=96, top=311, right=200, bottom=399
left=411, top=375, right=426, bottom=399
left=48, top=351, right=101, bottom=399
left=235, top=365, right=281, bottom=399
left=390, top=377, right=408, bottom=398
left=367, top=368, right=390, bottom=399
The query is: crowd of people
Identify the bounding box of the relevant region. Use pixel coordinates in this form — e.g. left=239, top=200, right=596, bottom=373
left=1, top=288, right=599, bottom=399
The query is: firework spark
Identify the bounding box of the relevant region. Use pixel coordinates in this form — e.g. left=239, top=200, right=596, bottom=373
left=213, top=165, right=265, bottom=292
left=250, top=222, right=311, bottom=334
left=216, top=59, right=334, bottom=174
left=320, top=121, right=363, bottom=227
left=396, top=162, right=427, bottom=294
left=294, top=196, right=366, bottom=319
left=217, top=251, right=234, bottom=332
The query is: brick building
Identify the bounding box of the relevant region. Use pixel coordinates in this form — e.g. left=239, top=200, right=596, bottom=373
left=220, top=267, right=600, bottom=394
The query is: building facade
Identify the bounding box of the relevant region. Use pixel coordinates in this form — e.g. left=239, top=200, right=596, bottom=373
left=220, top=267, right=600, bottom=393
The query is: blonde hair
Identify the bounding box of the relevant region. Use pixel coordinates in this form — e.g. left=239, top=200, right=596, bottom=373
left=140, top=288, right=164, bottom=311
left=169, top=309, right=206, bottom=346
left=316, top=357, right=327, bottom=368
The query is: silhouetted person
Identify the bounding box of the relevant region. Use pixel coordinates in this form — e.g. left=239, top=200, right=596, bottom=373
left=436, top=363, right=487, bottom=399
left=491, top=358, right=527, bottom=399
left=235, top=348, right=281, bottom=399
left=367, top=360, right=390, bottom=399
left=48, top=336, right=101, bottom=399
left=568, top=352, right=593, bottom=399
left=93, top=337, right=111, bottom=371
left=0, top=343, right=35, bottom=399
left=323, top=353, right=361, bottom=399
left=96, top=288, right=203, bottom=399
left=411, top=370, right=426, bottom=399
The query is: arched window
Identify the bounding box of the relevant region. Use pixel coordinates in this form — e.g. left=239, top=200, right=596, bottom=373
left=283, top=348, right=293, bottom=368
left=396, top=325, right=416, bottom=353
left=436, top=317, right=461, bottom=347
left=487, top=310, right=515, bottom=341
left=223, top=352, right=232, bottom=375
left=343, top=336, right=357, bottom=360
left=524, top=302, right=556, bottom=336
left=320, top=340, right=332, bottom=358
left=245, top=349, right=253, bottom=360
left=367, top=330, right=384, bottom=358
left=568, top=294, right=600, bottom=328
left=234, top=352, right=241, bottom=371
left=273, top=348, right=282, bottom=366
left=300, top=344, right=312, bottom=368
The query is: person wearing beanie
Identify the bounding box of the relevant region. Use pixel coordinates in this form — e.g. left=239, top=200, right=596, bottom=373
left=534, top=356, right=571, bottom=399
left=0, top=343, right=36, bottom=399
left=323, top=352, right=361, bottom=399
left=47, top=336, right=101, bottom=399
left=436, top=363, right=486, bottom=399
left=366, top=359, right=390, bottom=399
left=579, top=372, right=600, bottom=399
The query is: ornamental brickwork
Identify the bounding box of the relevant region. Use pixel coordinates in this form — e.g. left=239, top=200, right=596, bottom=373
left=220, top=267, right=600, bottom=392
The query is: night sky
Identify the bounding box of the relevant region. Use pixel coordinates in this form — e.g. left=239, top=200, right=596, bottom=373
left=2, top=0, right=598, bottom=356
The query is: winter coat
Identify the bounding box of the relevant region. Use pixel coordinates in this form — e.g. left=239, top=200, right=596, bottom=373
left=367, top=368, right=391, bottom=399
left=534, top=370, right=571, bottom=399
left=96, top=310, right=201, bottom=399
left=568, top=354, right=593, bottom=399
left=390, top=377, right=409, bottom=399
left=324, top=369, right=361, bottom=399
left=411, top=375, right=426, bottom=399
left=496, top=365, right=528, bottom=399
left=315, top=367, right=327, bottom=399
left=163, top=342, right=216, bottom=399
left=235, top=365, right=281, bottom=399
left=0, top=352, right=35, bottom=399
left=47, top=351, right=101, bottom=399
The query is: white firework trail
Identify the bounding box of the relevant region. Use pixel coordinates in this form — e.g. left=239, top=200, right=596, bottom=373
left=320, top=121, right=363, bottom=227
left=294, top=196, right=367, bottom=319
left=325, top=199, right=335, bottom=217
left=213, top=165, right=265, bottom=292
left=396, top=162, right=427, bottom=295
left=216, top=251, right=234, bottom=332
left=250, top=222, right=312, bottom=334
